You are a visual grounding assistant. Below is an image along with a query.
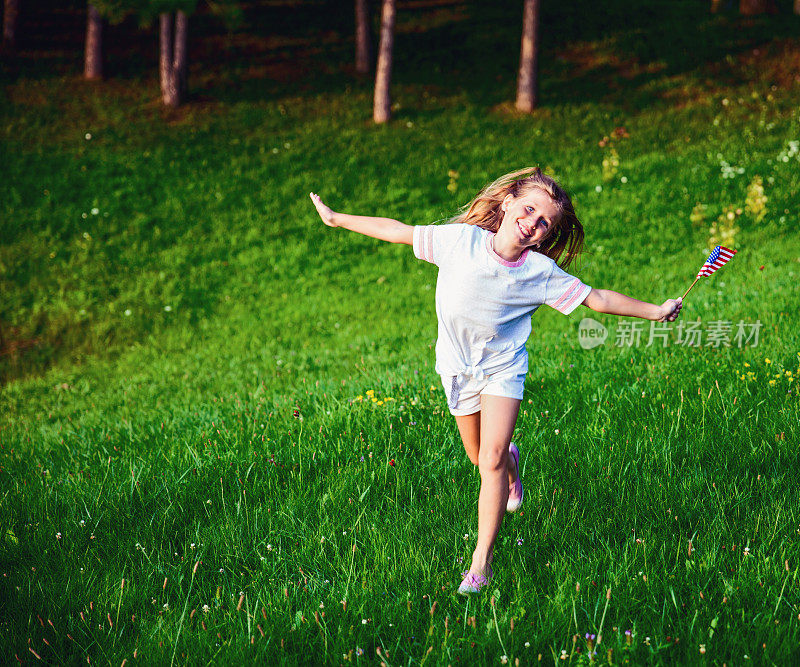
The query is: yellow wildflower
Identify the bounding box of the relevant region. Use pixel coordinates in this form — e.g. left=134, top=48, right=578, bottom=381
left=765, top=358, right=772, bottom=364
left=769, top=380, right=776, bottom=386
left=744, top=362, right=750, bottom=367
left=366, top=389, right=375, bottom=396
left=376, top=400, right=384, bottom=406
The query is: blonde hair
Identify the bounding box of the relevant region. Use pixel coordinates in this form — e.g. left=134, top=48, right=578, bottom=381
left=449, top=167, right=584, bottom=269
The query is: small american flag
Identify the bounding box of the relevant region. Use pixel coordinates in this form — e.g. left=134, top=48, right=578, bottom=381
left=696, top=245, right=736, bottom=279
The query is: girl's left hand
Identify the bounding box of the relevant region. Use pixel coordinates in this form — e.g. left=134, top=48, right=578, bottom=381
left=658, top=297, right=682, bottom=322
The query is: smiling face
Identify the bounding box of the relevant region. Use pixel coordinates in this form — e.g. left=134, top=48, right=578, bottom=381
left=499, top=188, right=561, bottom=250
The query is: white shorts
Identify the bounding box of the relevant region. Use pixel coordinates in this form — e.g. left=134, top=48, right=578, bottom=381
left=440, top=369, right=526, bottom=416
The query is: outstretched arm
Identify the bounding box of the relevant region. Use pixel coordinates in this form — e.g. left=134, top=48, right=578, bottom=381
left=309, top=192, right=413, bottom=245
left=583, top=288, right=682, bottom=322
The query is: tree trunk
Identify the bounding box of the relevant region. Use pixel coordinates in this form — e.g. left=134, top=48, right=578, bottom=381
left=3, top=0, right=19, bottom=51
left=84, top=4, right=103, bottom=80
left=373, top=0, right=395, bottom=124
left=355, top=0, right=371, bottom=74
left=160, top=12, right=188, bottom=108
left=159, top=13, right=175, bottom=105
left=516, top=0, right=540, bottom=113
left=173, top=10, right=188, bottom=101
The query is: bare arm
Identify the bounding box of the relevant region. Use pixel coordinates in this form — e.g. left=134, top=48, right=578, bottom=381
left=583, top=288, right=682, bottom=322
left=309, top=192, right=414, bottom=245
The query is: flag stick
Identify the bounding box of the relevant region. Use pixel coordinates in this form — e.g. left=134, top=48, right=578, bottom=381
left=682, top=277, right=700, bottom=300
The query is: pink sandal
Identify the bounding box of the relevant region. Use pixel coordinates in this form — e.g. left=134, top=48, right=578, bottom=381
left=507, top=441, right=524, bottom=513
left=458, top=566, right=493, bottom=595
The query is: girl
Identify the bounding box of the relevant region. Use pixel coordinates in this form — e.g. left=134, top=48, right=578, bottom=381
left=309, top=167, right=682, bottom=595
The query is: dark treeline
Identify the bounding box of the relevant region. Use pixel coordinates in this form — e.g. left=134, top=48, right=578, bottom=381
left=2, top=0, right=798, bottom=118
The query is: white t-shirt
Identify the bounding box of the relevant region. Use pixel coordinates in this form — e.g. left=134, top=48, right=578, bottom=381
left=413, top=223, right=592, bottom=380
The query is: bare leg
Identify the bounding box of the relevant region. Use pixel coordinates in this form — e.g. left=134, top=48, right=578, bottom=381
left=454, top=412, right=480, bottom=466
left=454, top=411, right=519, bottom=490
left=468, top=395, right=521, bottom=576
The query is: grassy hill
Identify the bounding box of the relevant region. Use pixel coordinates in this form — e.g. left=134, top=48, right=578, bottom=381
left=2, top=1, right=800, bottom=663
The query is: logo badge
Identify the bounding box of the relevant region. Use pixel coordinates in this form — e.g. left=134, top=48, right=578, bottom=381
left=578, top=318, right=608, bottom=350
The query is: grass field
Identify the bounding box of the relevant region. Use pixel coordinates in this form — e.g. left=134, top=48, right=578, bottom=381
left=2, top=0, right=800, bottom=664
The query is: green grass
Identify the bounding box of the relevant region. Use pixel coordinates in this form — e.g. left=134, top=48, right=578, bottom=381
left=2, top=0, right=800, bottom=664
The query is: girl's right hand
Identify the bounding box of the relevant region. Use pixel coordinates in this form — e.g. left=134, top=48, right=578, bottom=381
left=658, top=297, right=683, bottom=322
left=309, top=192, right=337, bottom=227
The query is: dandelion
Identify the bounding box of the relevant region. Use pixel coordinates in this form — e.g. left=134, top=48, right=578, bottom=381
left=595, top=185, right=602, bottom=193
left=362, top=619, right=368, bottom=625
left=124, top=309, right=132, bottom=316
left=91, top=207, right=99, bottom=215
left=525, top=642, right=531, bottom=648
left=202, top=604, right=210, bottom=613
left=164, top=305, right=172, bottom=312
left=85, top=133, right=92, bottom=140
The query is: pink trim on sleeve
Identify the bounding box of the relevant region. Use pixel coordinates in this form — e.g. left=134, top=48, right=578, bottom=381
left=424, top=226, right=435, bottom=263
left=551, top=278, right=591, bottom=314
left=413, top=226, right=436, bottom=264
